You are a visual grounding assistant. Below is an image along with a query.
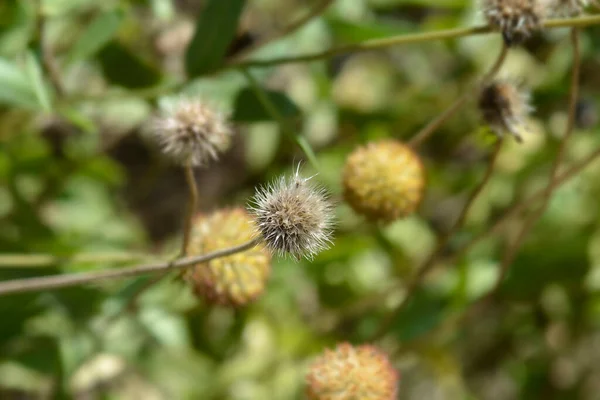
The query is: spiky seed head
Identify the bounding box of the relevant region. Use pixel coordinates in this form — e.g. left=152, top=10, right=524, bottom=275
left=185, top=208, right=271, bottom=306
left=249, top=166, right=334, bottom=260
left=482, top=0, right=547, bottom=45
left=343, top=140, right=425, bottom=222
left=151, top=98, right=233, bottom=166
left=306, top=343, right=399, bottom=400
left=479, top=80, right=533, bottom=142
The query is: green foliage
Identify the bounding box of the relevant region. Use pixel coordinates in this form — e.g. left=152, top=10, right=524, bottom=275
left=0, top=0, right=599, bottom=399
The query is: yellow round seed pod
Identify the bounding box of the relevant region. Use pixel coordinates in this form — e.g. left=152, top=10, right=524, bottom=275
left=342, top=140, right=425, bottom=222
left=185, top=208, right=270, bottom=306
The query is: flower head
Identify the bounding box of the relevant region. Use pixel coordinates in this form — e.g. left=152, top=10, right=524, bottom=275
left=478, top=80, right=533, bottom=142
left=306, top=343, right=399, bottom=400
left=343, top=140, right=425, bottom=222
left=550, top=0, right=593, bottom=16
left=151, top=98, right=232, bottom=166
left=249, top=166, right=334, bottom=260
left=185, top=208, right=271, bottom=306
left=482, top=0, right=547, bottom=45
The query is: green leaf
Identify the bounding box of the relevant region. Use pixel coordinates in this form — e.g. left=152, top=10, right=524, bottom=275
left=66, top=10, right=123, bottom=64
left=0, top=57, right=38, bottom=109
left=185, top=0, right=246, bottom=77
left=25, top=51, right=52, bottom=112
left=97, top=41, right=161, bottom=89
left=232, top=87, right=301, bottom=122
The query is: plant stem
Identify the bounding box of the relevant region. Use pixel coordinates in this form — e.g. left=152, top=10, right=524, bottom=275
left=240, top=68, right=320, bottom=169
left=231, top=15, right=600, bottom=70
left=181, top=164, right=199, bottom=256
left=0, top=239, right=261, bottom=296
left=371, top=139, right=503, bottom=340
left=408, top=43, right=508, bottom=147
left=0, top=253, right=150, bottom=268
left=493, top=28, right=581, bottom=291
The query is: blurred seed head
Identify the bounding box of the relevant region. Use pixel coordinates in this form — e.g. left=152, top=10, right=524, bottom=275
left=151, top=98, right=232, bottom=166
left=306, top=343, right=399, bottom=400
left=482, top=0, right=547, bottom=45
left=185, top=208, right=271, bottom=306
left=343, top=140, right=425, bottom=222
left=249, top=166, right=334, bottom=260
left=478, top=80, right=533, bottom=142
left=550, top=0, right=593, bottom=15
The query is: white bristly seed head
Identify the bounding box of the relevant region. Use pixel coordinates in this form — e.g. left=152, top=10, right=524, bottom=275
left=249, top=166, right=334, bottom=260
left=151, top=98, right=233, bottom=166
left=482, top=0, right=548, bottom=46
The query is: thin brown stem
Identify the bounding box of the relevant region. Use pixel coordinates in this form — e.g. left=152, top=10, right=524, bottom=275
left=0, top=239, right=261, bottom=296
left=0, top=252, right=150, bottom=268
left=450, top=145, right=600, bottom=264
left=232, top=15, right=600, bottom=70
left=408, top=44, right=508, bottom=147
left=122, top=163, right=199, bottom=312
left=370, top=139, right=504, bottom=340
left=492, top=28, right=581, bottom=291
left=181, top=164, right=199, bottom=256
left=37, top=4, right=64, bottom=97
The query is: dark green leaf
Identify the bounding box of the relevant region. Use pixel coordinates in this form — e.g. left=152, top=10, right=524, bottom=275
left=185, top=0, right=246, bottom=77
left=232, top=87, right=301, bottom=122
left=97, top=41, right=161, bottom=89
left=66, top=10, right=123, bottom=64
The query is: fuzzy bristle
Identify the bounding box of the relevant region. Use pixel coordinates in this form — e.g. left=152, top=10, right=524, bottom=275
left=249, top=166, right=334, bottom=260
left=151, top=98, right=232, bottom=166
left=185, top=208, right=271, bottom=306
left=343, top=140, right=425, bottom=222
left=479, top=80, right=533, bottom=142
left=306, top=343, right=399, bottom=400
left=482, top=0, right=547, bottom=45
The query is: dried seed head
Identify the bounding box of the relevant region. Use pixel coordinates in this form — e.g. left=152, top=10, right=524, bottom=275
left=249, top=166, right=334, bottom=260
left=343, top=140, right=425, bottom=222
left=185, top=208, right=270, bottom=306
left=479, top=80, right=533, bottom=142
left=550, top=0, right=592, bottom=16
left=151, top=99, right=232, bottom=166
left=306, top=343, right=399, bottom=400
left=482, top=0, right=547, bottom=45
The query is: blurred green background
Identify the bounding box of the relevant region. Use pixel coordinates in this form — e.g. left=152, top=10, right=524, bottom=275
left=1, top=0, right=600, bottom=398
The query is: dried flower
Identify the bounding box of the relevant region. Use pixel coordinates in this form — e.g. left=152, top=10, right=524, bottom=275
left=185, top=208, right=270, bottom=306
left=151, top=98, right=232, bottom=166
left=306, top=343, right=399, bottom=400
left=478, top=80, right=533, bottom=142
left=249, top=166, right=334, bottom=260
left=343, top=140, right=425, bottom=222
left=550, top=0, right=594, bottom=16
left=482, top=0, right=547, bottom=45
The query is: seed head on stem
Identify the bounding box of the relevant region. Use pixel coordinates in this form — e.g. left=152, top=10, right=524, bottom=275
left=151, top=98, right=233, bottom=166
left=249, top=165, right=334, bottom=260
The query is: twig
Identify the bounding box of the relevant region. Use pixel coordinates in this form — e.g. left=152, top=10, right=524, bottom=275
left=181, top=164, right=199, bottom=256
left=492, top=28, right=581, bottom=292
left=36, top=3, right=65, bottom=96
left=0, top=239, right=261, bottom=296
left=231, top=15, right=600, bottom=70
left=226, top=0, right=334, bottom=64
left=370, top=139, right=504, bottom=340
left=450, top=145, right=600, bottom=264
left=120, top=163, right=200, bottom=313
left=0, top=252, right=150, bottom=268
left=408, top=43, right=508, bottom=147
left=240, top=68, right=320, bottom=169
